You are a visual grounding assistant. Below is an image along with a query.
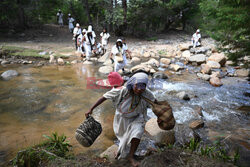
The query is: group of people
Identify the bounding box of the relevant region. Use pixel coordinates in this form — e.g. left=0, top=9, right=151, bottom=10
left=73, top=24, right=110, bottom=61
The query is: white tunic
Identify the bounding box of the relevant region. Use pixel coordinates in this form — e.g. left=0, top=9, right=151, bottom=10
left=111, top=45, right=124, bottom=72
left=103, top=86, right=155, bottom=159
left=192, top=33, right=201, bottom=47
left=100, top=32, right=110, bottom=47
left=84, top=34, right=95, bottom=59
left=68, top=17, right=75, bottom=30
left=77, top=34, right=85, bottom=52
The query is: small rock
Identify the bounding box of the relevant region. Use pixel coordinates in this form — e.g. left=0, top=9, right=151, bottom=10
left=22, top=60, right=29, bottom=64
left=189, top=120, right=204, bottom=130
left=71, top=60, right=78, bottom=64
left=57, top=58, right=64, bottom=65
left=200, top=64, right=211, bottom=74
left=98, top=66, right=113, bottom=74
left=160, top=58, right=171, bottom=66
left=235, top=69, right=249, bottom=77
left=131, top=57, right=141, bottom=64
left=146, top=58, right=160, bottom=67
left=195, top=47, right=209, bottom=54
left=179, top=43, right=191, bottom=51
left=28, top=61, right=33, bottom=64
left=153, top=72, right=168, bottom=79
left=49, top=55, right=56, bottom=64
left=210, top=71, right=220, bottom=78
left=83, top=60, right=93, bottom=65
left=145, top=118, right=175, bottom=145
left=143, top=52, right=151, bottom=58
left=1, top=60, right=10, bottom=65
left=1, top=70, right=18, bottom=80
left=100, top=144, right=118, bottom=162
left=39, top=51, right=47, bottom=56
left=182, top=50, right=191, bottom=59
left=150, top=68, right=156, bottom=73
left=169, top=64, right=183, bottom=72
left=197, top=73, right=210, bottom=81
left=176, top=91, right=190, bottom=100
left=207, top=53, right=226, bottom=66
left=210, top=77, right=223, bottom=87
left=226, top=60, right=234, bottom=66
left=206, top=61, right=221, bottom=69
left=193, top=106, right=203, bottom=117
left=90, top=58, right=98, bottom=61
left=131, top=64, right=151, bottom=73
left=188, top=54, right=206, bottom=64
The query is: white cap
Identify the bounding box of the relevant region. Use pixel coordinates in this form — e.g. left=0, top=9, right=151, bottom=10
left=197, top=29, right=200, bottom=33
left=68, top=13, right=71, bottom=16
left=82, top=29, right=86, bottom=33
left=76, top=23, right=80, bottom=27
left=116, top=39, right=122, bottom=43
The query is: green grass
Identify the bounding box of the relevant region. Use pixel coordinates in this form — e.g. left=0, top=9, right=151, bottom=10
left=158, top=49, right=168, bottom=55
left=1, top=45, right=70, bottom=59
left=146, top=37, right=158, bottom=41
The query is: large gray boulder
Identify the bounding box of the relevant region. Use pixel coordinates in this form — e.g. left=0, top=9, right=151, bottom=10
left=1, top=70, right=18, bottom=80
left=207, top=53, right=226, bottom=66
left=188, top=54, right=206, bottom=64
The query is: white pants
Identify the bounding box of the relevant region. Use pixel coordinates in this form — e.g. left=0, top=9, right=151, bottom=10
left=192, top=40, right=200, bottom=48
left=84, top=44, right=92, bottom=60
left=114, top=56, right=127, bottom=72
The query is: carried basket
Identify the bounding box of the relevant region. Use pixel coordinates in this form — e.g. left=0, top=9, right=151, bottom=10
left=75, top=116, right=102, bottom=147
left=141, top=96, right=175, bottom=130
left=115, top=53, right=124, bottom=63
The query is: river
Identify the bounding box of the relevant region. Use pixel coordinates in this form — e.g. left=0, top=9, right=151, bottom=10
left=0, top=63, right=249, bottom=166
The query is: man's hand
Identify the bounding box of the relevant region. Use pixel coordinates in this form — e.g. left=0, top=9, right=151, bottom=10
left=85, top=109, right=92, bottom=118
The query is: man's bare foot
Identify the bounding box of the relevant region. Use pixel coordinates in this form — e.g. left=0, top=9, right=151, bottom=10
left=128, top=156, right=140, bottom=167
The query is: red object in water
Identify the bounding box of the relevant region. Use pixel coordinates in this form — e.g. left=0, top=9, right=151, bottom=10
left=108, top=72, right=124, bottom=86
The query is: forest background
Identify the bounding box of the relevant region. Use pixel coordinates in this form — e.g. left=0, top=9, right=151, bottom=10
left=0, top=0, right=249, bottom=63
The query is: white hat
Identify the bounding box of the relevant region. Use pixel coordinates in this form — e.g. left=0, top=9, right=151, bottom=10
left=87, top=25, right=92, bottom=33
left=116, top=39, right=122, bottom=43
left=76, top=23, right=80, bottom=27
left=197, top=29, right=200, bottom=33
left=82, top=29, right=86, bottom=33
left=68, top=13, right=71, bottom=16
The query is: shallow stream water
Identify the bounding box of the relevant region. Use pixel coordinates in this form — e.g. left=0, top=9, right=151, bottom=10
left=0, top=64, right=249, bottom=166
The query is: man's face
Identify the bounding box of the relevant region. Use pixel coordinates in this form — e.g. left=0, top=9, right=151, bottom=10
left=133, top=83, right=146, bottom=95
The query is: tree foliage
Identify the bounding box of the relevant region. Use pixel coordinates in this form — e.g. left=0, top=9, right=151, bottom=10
left=199, top=0, right=250, bottom=62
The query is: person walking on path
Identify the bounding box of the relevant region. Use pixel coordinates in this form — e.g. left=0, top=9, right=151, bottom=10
left=85, top=72, right=155, bottom=167
left=56, top=9, right=63, bottom=27
left=191, top=29, right=201, bottom=48
left=68, top=14, right=75, bottom=33
left=73, top=23, right=82, bottom=50
left=100, top=28, right=110, bottom=54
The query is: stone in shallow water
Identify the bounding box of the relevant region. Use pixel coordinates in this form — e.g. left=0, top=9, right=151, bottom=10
left=1, top=70, right=18, bottom=80
left=189, top=120, right=204, bottom=130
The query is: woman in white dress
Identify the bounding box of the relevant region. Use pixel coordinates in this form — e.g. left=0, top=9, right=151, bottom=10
left=85, top=72, right=155, bottom=167
left=100, top=28, right=110, bottom=54
left=56, top=10, right=63, bottom=27
left=83, top=26, right=96, bottom=60
left=110, top=39, right=124, bottom=72
left=77, top=29, right=86, bottom=57
left=68, top=14, right=74, bottom=33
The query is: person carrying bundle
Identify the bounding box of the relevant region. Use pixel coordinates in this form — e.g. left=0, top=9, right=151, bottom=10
left=110, top=39, right=124, bottom=72
left=85, top=71, right=156, bottom=167
left=77, top=29, right=87, bottom=57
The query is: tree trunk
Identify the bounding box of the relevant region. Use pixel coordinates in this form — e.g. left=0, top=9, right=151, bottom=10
left=17, top=0, right=27, bottom=29
left=109, top=0, right=113, bottom=32
left=82, top=0, right=92, bottom=24
left=114, top=0, right=117, bottom=7
left=122, top=0, right=127, bottom=30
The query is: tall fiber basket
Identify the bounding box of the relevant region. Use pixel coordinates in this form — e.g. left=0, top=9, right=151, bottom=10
left=75, top=116, right=102, bottom=147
